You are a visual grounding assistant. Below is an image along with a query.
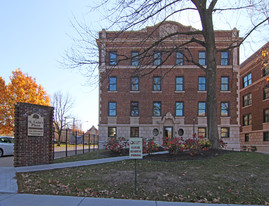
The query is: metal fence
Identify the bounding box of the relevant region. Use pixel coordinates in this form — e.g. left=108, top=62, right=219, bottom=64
left=53, top=129, right=99, bottom=159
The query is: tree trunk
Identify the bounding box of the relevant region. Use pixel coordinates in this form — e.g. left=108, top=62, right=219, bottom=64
left=58, top=130, right=62, bottom=146
left=195, top=2, right=219, bottom=149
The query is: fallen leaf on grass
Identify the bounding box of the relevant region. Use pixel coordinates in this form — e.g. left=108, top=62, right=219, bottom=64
left=178, top=195, right=184, bottom=201
left=197, top=198, right=208, bottom=203
left=213, top=198, right=220, bottom=203
left=163, top=193, right=169, bottom=198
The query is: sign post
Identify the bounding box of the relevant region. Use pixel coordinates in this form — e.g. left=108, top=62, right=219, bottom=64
left=129, top=138, right=143, bottom=195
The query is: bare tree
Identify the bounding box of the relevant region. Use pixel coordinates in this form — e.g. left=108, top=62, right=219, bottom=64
left=65, top=0, right=269, bottom=149
left=52, top=91, right=74, bottom=146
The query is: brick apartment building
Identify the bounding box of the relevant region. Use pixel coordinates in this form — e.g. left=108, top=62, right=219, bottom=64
left=240, top=42, right=269, bottom=153
left=97, top=21, right=241, bottom=150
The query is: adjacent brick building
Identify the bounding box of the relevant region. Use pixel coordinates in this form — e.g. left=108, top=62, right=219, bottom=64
left=240, top=42, right=269, bottom=153
left=97, top=21, right=241, bottom=150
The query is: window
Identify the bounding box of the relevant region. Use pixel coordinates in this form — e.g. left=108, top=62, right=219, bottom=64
left=221, top=76, right=229, bottom=91
left=130, top=102, right=139, bottom=117
left=264, top=109, right=269, bottom=122
left=221, top=51, right=229, bottom=65
left=175, top=77, right=184, bottom=91
left=221, top=127, right=230, bottom=138
left=130, top=77, right=139, bottom=91
left=153, top=128, right=159, bottom=136
left=264, top=132, right=269, bottom=141
left=109, top=51, right=117, bottom=66
left=262, top=64, right=269, bottom=76
left=108, top=102, right=117, bottom=116
left=109, top=77, right=117, bottom=91
left=243, top=73, right=252, bottom=88
left=221, top=102, right=229, bottom=117
left=176, top=51, right=184, bottom=65
left=131, top=51, right=139, bottom=66
left=243, top=94, right=252, bottom=107
left=198, top=77, right=206, bottom=91
left=245, top=133, right=249, bottom=142
left=263, top=86, right=269, bottom=100
left=153, top=102, right=161, bottom=116
left=108, top=127, right=117, bottom=137
left=199, top=51, right=206, bottom=65
left=153, top=77, right=161, bottom=91
left=243, top=114, right=252, bottom=126
left=178, top=129, right=184, bottom=136
left=198, top=127, right=206, bottom=138
left=175, top=102, right=184, bottom=116
left=198, top=102, right=206, bottom=116
left=130, top=127, right=139, bottom=137
left=154, top=51, right=162, bottom=66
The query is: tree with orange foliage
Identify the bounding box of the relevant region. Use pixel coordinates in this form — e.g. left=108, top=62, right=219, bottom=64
left=0, top=69, right=50, bottom=135
left=0, top=77, right=12, bottom=134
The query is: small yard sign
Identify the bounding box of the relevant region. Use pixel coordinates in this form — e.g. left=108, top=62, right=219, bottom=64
left=129, top=138, right=143, bottom=159
left=129, top=137, right=143, bottom=195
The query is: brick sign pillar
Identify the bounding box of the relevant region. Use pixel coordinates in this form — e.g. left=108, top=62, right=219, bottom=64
left=14, top=102, right=54, bottom=167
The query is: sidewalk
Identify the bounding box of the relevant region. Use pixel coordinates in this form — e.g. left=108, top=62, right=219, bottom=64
left=0, top=193, right=248, bottom=206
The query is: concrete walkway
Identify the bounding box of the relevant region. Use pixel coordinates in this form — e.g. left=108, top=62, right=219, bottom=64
left=1, top=193, right=255, bottom=206
left=2, top=193, right=252, bottom=206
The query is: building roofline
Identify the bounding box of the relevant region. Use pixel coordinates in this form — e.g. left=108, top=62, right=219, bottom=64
left=100, top=21, right=239, bottom=34
left=240, top=42, right=269, bottom=69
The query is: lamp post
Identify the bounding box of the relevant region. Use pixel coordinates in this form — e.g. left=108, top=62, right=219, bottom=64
left=193, top=117, right=196, bottom=139
left=63, top=117, right=73, bottom=157
left=80, top=121, right=89, bottom=153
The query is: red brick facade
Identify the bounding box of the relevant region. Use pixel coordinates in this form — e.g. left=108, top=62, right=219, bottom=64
left=97, top=21, right=240, bottom=149
left=240, top=42, right=269, bottom=153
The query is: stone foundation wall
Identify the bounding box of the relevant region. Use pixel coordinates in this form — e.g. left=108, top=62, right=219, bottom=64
left=240, top=131, right=269, bottom=154
left=98, top=123, right=240, bottom=150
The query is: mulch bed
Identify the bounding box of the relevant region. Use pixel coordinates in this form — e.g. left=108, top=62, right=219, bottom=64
left=144, top=149, right=231, bottom=162
left=100, top=149, right=231, bottom=162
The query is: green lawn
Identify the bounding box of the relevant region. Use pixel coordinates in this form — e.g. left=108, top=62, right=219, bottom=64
left=17, top=151, right=269, bottom=205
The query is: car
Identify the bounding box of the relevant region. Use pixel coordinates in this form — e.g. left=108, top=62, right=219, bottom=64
left=0, top=136, right=14, bottom=157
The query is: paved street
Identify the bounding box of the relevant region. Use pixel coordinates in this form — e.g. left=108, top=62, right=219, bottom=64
left=0, top=156, right=13, bottom=167
left=0, top=146, right=99, bottom=167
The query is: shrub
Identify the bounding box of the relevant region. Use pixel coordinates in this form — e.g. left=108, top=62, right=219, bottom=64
left=143, top=137, right=159, bottom=155
left=104, top=137, right=129, bottom=154
left=199, top=137, right=211, bottom=151
left=162, top=134, right=212, bottom=156
left=162, top=137, right=185, bottom=155
left=185, top=136, right=211, bottom=156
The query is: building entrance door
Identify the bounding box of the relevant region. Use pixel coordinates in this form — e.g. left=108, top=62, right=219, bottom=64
left=164, top=126, right=173, bottom=139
